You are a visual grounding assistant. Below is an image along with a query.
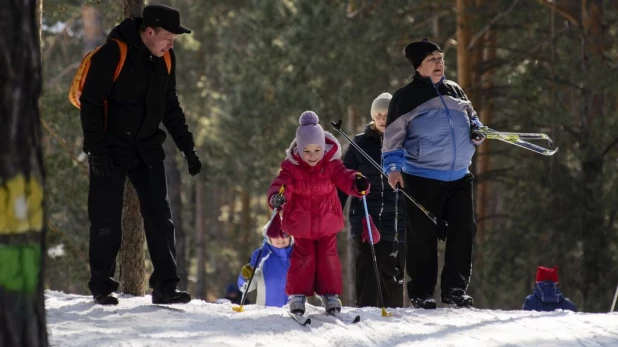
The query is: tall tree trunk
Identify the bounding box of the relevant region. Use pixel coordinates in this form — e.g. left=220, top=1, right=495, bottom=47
left=0, top=0, right=48, bottom=345
left=81, top=4, right=103, bottom=55
left=240, top=189, right=252, bottom=245
left=195, top=182, right=206, bottom=299
left=123, top=0, right=144, bottom=18
left=456, top=0, right=472, bottom=92
left=163, top=138, right=187, bottom=290
left=579, top=0, right=608, bottom=312
left=341, top=105, right=359, bottom=306
left=119, top=0, right=147, bottom=296
left=476, top=28, right=496, bottom=240
left=207, top=185, right=221, bottom=300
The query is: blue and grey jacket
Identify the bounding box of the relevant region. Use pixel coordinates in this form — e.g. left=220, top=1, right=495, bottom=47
left=382, top=75, right=483, bottom=182
left=237, top=240, right=293, bottom=307
left=522, top=281, right=577, bottom=312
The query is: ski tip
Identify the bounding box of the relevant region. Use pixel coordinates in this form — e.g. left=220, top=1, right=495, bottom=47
left=545, top=147, right=559, bottom=156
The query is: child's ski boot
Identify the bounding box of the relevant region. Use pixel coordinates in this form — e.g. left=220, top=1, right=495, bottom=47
left=320, top=294, right=342, bottom=314
left=288, top=295, right=306, bottom=315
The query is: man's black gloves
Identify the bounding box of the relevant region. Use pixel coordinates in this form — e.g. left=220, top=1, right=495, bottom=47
left=183, top=148, right=202, bottom=177
left=89, top=153, right=114, bottom=177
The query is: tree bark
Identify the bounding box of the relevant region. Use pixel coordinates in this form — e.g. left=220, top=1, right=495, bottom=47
left=579, top=0, right=609, bottom=312
left=456, top=0, right=472, bottom=92
left=0, top=0, right=48, bottom=345
left=120, top=180, right=146, bottom=295
left=195, top=182, right=206, bottom=299
left=476, top=25, right=496, bottom=240
left=81, top=4, right=103, bottom=55
left=342, top=105, right=359, bottom=306
left=123, top=0, right=144, bottom=18
left=119, top=0, right=147, bottom=297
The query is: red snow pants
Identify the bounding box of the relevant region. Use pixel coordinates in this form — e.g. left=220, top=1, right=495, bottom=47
left=285, top=234, right=342, bottom=296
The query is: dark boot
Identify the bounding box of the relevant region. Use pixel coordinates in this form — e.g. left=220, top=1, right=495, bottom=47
left=152, top=288, right=191, bottom=304
left=442, top=289, right=473, bottom=307
left=94, top=293, right=119, bottom=306
left=411, top=295, right=437, bottom=309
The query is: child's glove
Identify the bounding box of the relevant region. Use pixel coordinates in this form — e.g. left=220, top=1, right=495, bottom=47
left=361, top=214, right=381, bottom=244
left=354, top=173, right=371, bottom=194
left=240, top=263, right=254, bottom=280
left=270, top=194, right=286, bottom=209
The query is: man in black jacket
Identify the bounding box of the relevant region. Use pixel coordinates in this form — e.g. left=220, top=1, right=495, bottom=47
left=339, top=92, right=406, bottom=308
left=80, top=4, right=201, bottom=305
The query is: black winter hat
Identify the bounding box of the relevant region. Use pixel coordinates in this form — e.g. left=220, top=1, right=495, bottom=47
left=404, top=39, right=442, bottom=70
left=142, top=4, right=191, bottom=34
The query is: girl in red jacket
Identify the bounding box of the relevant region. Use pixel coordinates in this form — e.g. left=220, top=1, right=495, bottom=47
left=268, top=111, right=370, bottom=315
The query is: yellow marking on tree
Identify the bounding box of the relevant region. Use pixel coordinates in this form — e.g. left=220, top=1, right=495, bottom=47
left=0, top=174, right=44, bottom=234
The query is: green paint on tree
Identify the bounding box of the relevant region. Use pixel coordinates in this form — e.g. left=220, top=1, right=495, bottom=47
left=0, top=244, right=40, bottom=293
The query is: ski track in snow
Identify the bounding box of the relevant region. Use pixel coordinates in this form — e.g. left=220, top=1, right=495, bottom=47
left=45, top=291, right=618, bottom=347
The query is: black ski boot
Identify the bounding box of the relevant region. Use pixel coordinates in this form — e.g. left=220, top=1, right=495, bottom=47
left=94, top=293, right=119, bottom=306
left=411, top=295, right=437, bottom=309
left=152, top=288, right=192, bottom=304
left=442, top=289, right=473, bottom=308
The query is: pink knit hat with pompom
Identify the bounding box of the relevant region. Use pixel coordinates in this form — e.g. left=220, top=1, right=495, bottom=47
left=295, top=111, right=325, bottom=158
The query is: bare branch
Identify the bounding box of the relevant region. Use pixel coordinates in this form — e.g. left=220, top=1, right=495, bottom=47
left=468, top=0, right=519, bottom=50
left=536, top=0, right=580, bottom=28
left=44, top=62, right=80, bottom=88
left=602, top=138, right=618, bottom=156
left=40, top=118, right=88, bottom=176
left=346, top=0, right=377, bottom=19
left=42, top=13, right=81, bottom=62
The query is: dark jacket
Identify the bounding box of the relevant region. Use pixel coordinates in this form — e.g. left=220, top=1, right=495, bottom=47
left=522, top=281, right=577, bottom=312
left=338, top=123, right=405, bottom=242
left=79, top=17, right=195, bottom=166
left=382, top=75, right=482, bottom=182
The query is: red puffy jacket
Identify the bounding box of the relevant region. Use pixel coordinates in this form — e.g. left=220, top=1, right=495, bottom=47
left=268, top=132, right=365, bottom=240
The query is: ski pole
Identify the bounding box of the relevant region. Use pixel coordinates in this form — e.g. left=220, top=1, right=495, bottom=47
left=390, top=188, right=403, bottom=285
left=611, top=284, right=618, bottom=312
left=361, top=192, right=391, bottom=317
left=232, top=240, right=266, bottom=312
left=331, top=119, right=447, bottom=230
left=233, top=185, right=285, bottom=312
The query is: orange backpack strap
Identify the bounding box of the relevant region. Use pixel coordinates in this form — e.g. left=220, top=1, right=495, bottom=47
left=163, top=51, right=172, bottom=74
left=111, top=39, right=128, bottom=81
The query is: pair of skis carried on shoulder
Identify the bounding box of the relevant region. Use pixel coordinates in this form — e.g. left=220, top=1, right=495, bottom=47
left=471, top=126, right=558, bottom=156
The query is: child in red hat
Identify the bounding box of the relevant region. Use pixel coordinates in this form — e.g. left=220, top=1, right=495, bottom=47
left=237, top=215, right=293, bottom=307
left=523, top=266, right=577, bottom=312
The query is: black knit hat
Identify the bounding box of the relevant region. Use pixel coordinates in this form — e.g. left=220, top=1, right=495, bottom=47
left=404, top=39, right=442, bottom=69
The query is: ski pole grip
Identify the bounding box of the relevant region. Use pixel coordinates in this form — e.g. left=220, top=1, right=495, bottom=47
left=331, top=119, right=342, bottom=130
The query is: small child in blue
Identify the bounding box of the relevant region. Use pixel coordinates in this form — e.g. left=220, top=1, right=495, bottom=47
left=523, top=266, right=577, bottom=312
left=237, top=215, right=293, bottom=307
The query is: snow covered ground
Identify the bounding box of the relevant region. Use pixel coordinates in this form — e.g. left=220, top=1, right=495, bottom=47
left=45, top=290, right=618, bottom=347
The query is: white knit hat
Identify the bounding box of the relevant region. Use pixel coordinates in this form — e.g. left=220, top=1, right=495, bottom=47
left=370, top=92, right=392, bottom=117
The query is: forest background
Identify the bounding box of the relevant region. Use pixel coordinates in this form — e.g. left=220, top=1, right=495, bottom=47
left=40, top=0, right=618, bottom=312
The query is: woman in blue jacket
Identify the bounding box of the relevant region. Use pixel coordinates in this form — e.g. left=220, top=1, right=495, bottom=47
left=237, top=216, right=293, bottom=307
left=523, top=266, right=577, bottom=312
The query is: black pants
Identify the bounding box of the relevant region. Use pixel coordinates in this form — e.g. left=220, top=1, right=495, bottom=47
left=354, top=238, right=405, bottom=308
left=87, top=159, right=179, bottom=296
left=403, top=173, right=476, bottom=299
